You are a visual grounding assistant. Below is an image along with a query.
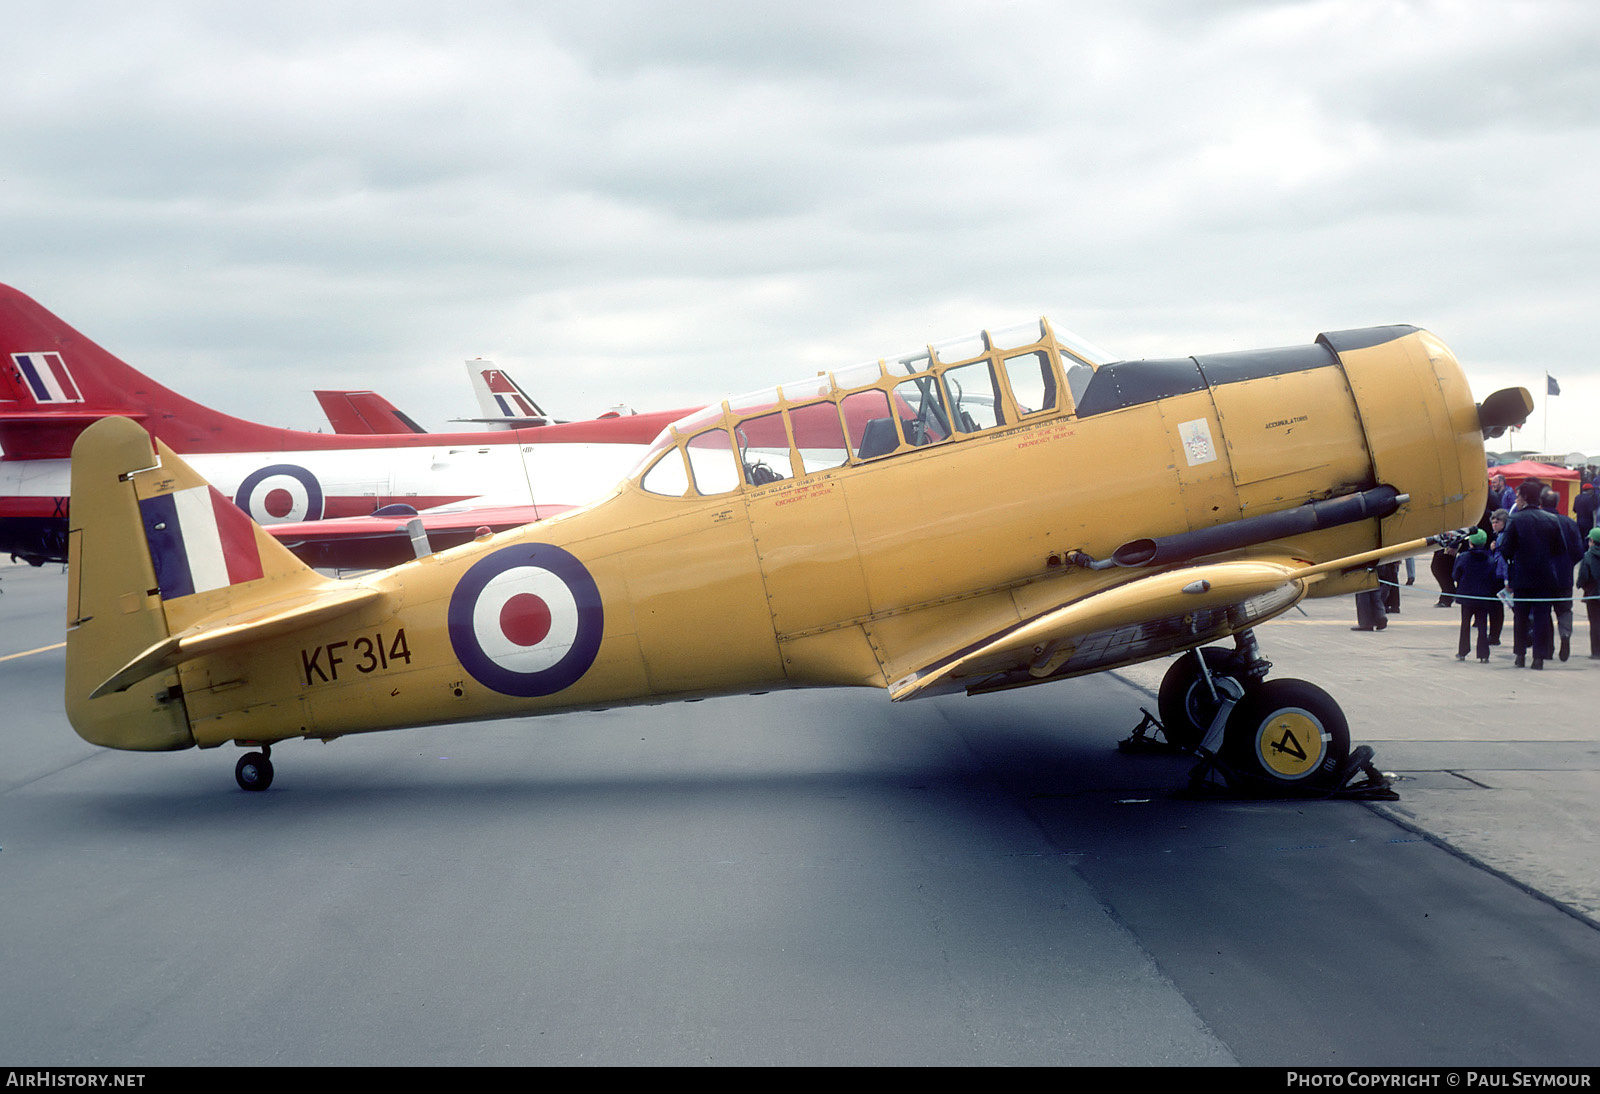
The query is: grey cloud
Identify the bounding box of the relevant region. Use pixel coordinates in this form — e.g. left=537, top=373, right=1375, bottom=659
left=0, top=1, right=1595, bottom=447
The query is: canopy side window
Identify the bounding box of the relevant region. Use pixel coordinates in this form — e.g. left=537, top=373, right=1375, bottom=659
left=789, top=399, right=851, bottom=474
left=842, top=388, right=896, bottom=460
left=685, top=428, right=742, bottom=496
left=941, top=360, right=1007, bottom=433
left=892, top=376, right=951, bottom=448
left=736, top=410, right=793, bottom=486
left=640, top=447, right=691, bottom=497
left=1002, top=351, right=1058, bottom=416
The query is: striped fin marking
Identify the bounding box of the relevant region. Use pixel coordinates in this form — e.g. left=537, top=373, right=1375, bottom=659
left=12, top=352, right=83, bottom=403
left=139, top=486, right=264, bottom=599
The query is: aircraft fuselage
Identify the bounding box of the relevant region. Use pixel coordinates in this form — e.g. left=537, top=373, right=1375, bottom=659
left=65, top=322, right=1490, bottom=757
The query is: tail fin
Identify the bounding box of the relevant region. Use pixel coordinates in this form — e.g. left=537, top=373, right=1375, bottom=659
left=314, top=389, right=429, bottom=435
left=65, top=417, right=380, bottom=751
left=0, top=282, right=303, bottom=458
left=463, top=359, right=551, bottom=428
left=0, top=284, right=142, bottom=459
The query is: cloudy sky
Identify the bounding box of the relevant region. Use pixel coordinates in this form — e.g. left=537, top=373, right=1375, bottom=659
left=3, top=0, right=1596, bottom=453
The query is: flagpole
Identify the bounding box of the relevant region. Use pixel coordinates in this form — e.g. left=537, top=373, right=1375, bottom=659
left=1544, top=373, right=1549, bottom=453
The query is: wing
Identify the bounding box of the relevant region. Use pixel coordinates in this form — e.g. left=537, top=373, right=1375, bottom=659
left=885, top=540, right=1435, bottom=702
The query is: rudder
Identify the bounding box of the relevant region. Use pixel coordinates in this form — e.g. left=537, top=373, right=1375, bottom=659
left=65, top=418, right=193, bottom=750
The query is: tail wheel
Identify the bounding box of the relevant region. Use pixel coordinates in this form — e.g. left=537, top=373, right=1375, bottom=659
left=1222, top=678, right=1349, bottom=789
left=235, top=751, right=274, bottom=792
left=1157, top=647, right=1241, bottom=750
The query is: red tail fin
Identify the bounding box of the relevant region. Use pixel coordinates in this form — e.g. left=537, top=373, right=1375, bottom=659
left=314, top=390, right=428, bottom=435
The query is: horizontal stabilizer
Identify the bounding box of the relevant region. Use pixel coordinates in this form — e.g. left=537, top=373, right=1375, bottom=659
left=449, top=416, right=553, bottom=427
left=0, top=408, right=149, bottom=461
left=91, top=584, right=384, bottom=698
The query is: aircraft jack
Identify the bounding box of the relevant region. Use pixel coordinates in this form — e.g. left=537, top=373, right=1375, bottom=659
left=1119, top=708, right=1190, bottom=753
left=1184, top=742, right=1397, bottom=801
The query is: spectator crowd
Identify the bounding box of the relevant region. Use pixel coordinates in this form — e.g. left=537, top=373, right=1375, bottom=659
left=1358, top=466, right=1599, bottom=670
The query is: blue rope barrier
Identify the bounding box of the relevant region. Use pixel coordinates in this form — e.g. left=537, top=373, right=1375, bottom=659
left=1374, top=578, right=1596, bottom=603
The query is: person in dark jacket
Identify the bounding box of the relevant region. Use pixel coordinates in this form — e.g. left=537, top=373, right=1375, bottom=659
left=1452, top=530, right=1500, bottom=661
left=1575, top=482, right=1597, bottom=540
left=1486, top=508, right=1510, bottom=645
left=1540, top=488, right=1585, bottom=660
left=1429, top=546, right=1457, bottom=607
left=1500, top=480, right=1574, bottom=668
left=1490, top=473, right=1515, bottom=511
left=1353, top=570, right=1389, bottom=631
left=1577, top=527, right=1600, bottom=660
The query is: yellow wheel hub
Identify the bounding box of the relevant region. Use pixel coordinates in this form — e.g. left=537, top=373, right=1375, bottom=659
left=1254, top=708, right=1330, bottom=780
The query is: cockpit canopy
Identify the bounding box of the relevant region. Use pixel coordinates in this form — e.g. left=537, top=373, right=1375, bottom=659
left=632, top=318, right=1111, bottom=499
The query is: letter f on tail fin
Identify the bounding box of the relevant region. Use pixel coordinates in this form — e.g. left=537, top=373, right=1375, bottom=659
left=66, top=417, right=381, bottom=751
left=465, top=360, right=551, bottom=428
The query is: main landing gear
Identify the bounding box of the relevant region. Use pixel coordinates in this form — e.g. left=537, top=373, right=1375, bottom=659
left=235, top=746, right=274, bottom=792
left=1131, top=630, right=1393, bottom=799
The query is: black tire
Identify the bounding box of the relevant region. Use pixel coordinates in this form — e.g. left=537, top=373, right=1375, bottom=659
left=1221, top=678, right=1349, bottom=789
left=235, top=751, right=274, bottom=792
left=1157, top=647, right=1239, bottom=750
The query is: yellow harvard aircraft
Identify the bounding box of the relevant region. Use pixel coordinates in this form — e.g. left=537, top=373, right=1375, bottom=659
left=64, top=319, right=1531, bottom=794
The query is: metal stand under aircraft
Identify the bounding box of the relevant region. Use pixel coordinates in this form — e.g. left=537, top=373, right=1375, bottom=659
left=1124, top=630, right=1396, bottom=800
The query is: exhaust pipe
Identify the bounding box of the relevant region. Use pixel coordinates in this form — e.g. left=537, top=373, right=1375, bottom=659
left=1089, top=485, right=1406, bottom=570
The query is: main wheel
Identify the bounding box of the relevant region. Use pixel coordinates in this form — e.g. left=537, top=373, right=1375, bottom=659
left=1221, top=678, right=1349, bottom=790
left=1157, top=647, right=1241, bottom=750
left=235, top=751, right=274, bottom=792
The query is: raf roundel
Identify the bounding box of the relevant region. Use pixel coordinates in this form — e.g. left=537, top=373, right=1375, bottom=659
left=448, top=544, right=604, bottom=697
left=234, top=464, right=325, bottom=524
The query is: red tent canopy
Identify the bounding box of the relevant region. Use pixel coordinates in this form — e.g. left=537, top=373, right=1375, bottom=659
left=1490, top=460, right=1580, bottom=515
